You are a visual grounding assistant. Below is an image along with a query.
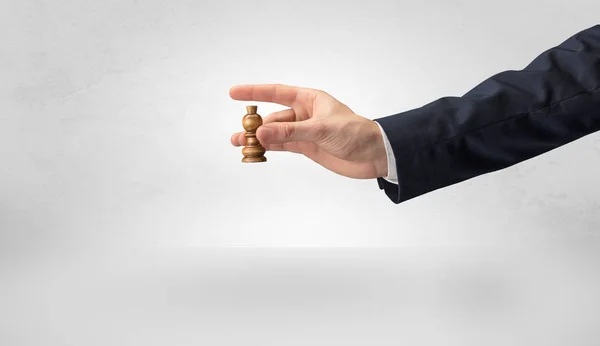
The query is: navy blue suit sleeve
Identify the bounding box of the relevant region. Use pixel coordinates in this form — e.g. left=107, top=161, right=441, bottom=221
left=374, top=25, right=600, bottom=204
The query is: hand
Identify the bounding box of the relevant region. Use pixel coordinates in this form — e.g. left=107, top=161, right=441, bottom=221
left=230, top=84, right=388, bottom=179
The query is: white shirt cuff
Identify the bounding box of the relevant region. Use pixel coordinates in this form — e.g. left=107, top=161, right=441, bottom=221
left=375, top=121, right=398, bottom=184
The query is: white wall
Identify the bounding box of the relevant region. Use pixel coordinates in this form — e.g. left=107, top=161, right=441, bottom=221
left=1, top=0, right=599, bottom=345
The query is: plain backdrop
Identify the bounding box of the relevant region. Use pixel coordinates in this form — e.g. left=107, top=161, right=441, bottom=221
left=1, top=0, right=600, bottom=345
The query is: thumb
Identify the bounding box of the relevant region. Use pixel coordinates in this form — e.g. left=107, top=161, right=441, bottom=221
left=257, top=120, right=325, bottom=144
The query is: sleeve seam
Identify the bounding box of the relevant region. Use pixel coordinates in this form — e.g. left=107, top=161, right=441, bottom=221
left=414, top=85, right=600, bottom=153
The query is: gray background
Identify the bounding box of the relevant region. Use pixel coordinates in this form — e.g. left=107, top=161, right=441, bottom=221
left=1, top=0, right=600, bottom=345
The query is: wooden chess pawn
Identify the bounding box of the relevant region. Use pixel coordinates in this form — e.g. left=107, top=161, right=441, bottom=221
left=241, top=105, right=267, bottom=163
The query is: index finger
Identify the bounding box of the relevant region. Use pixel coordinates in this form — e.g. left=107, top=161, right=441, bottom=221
left=229, top=84, right=308, bottom=107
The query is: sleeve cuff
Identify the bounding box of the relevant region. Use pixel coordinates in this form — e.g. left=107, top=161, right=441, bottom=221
left=374, top=121, right=398, bottom=184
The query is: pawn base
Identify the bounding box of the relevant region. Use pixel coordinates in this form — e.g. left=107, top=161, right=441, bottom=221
left=242, top=156, right=267, bottom=163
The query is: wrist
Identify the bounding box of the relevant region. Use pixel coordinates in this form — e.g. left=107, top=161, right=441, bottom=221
left=369, top=120, right=389, bottom=178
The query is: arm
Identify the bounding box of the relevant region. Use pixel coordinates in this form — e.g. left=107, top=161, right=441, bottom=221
left=375, top=24, right=600, bottom=203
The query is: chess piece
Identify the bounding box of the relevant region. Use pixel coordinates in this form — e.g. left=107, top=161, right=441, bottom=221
left=241, top=105, right=267, bottom=163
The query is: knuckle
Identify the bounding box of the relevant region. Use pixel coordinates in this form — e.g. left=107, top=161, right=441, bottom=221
left=281, top=123, right=295, bottom=139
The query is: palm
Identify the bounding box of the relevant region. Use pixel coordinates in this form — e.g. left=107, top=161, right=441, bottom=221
left=230, top=84, right=384, bottom=179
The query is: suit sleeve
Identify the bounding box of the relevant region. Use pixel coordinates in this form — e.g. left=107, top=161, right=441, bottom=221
left=374, top=24, right=600, bottom=204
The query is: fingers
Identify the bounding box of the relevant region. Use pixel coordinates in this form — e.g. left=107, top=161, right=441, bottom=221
left=257, top=120, right=326, bottom=145
left=229, top=84, right=313, bottom=107
left=231, top=109, right=297, bottom=147
left=262, top=108, right=296, bottom=124
left=267, top=142, right=305, bottom=154
left=229, top=134, right=297, bottom=153
left=233, top=120, right=325, bottom=146
left=230, top=131, right=246, bottom=146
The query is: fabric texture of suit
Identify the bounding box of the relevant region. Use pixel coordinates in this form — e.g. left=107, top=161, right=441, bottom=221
left=374, top=24, right=600, bottom=204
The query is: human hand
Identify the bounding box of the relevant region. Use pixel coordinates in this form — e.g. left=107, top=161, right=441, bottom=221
left=230, top=84, right=388, bottom=179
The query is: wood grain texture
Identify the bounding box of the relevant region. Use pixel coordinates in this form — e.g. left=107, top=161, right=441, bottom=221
left=241, top=105, right=267, bottom=163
